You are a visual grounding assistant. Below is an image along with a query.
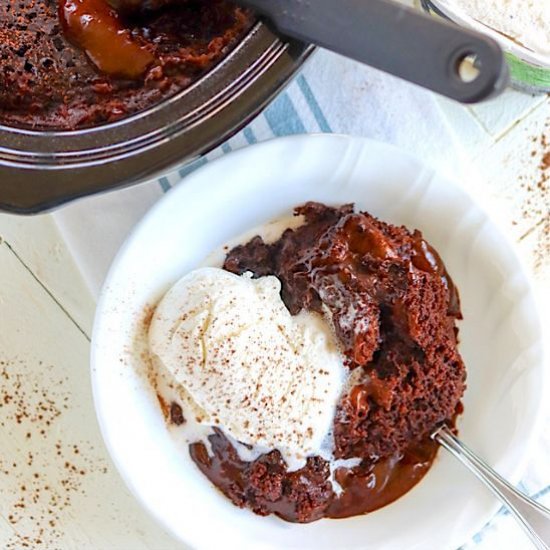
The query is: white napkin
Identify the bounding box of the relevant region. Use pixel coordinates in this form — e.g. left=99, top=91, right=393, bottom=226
left=54, top=49, right=465, bottom=297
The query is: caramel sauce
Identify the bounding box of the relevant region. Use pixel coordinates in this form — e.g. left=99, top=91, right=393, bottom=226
left=349, top=377, right=395, bottom=415
left=59, top=0, right=154, bottom=79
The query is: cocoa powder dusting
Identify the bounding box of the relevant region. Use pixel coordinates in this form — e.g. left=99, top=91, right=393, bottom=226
left=0, top=359, right=108, bottom=548
left=521, top=122, right=550, bottom=272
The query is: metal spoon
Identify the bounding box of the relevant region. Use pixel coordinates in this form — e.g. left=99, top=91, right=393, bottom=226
left=237, top=0, right=509, bottom=103
left=109, top=0, right=508, bottom=103
left=433, top=425, right=550, bottom=550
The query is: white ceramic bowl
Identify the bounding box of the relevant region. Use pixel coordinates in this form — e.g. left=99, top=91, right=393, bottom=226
left=91, top=135, right=545, bottom=550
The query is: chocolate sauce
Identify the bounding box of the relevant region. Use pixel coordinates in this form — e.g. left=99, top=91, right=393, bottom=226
left=327, top=438, right=438, bottom=518
left=190, top=430, right=333, bottom=523
left=189, top=429, right=438, bottom=522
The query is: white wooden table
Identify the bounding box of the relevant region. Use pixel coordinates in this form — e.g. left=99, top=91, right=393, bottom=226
left=0, top=89, right=548, bottom=549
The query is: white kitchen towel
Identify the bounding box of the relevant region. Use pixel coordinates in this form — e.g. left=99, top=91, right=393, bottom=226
left=53, top=48, right=550, bottom=550
left=54, top=50, right=467, bottom=297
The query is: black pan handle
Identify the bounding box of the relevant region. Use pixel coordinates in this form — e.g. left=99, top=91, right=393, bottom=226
left=241, top=0, right=509, bottom=103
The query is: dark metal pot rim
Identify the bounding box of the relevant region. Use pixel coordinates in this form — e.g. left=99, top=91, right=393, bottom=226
left=0, top=22, right=311, bottom=167
left=0, top=22, right=313, bottom=213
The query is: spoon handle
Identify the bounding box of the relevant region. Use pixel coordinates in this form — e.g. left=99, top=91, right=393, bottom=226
left=434, top=425, right=550, bottom=550
left=239, top=0, right=508, bottom=103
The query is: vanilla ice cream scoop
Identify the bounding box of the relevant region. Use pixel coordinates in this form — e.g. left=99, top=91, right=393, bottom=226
left=149, top=267, right=346, bottom=469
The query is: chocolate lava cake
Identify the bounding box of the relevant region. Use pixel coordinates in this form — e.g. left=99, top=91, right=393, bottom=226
left=186, top=202, right=466, bottom=522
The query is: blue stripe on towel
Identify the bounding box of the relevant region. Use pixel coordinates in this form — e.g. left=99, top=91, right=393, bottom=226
left=157, top=75, right=331, bottom=189
left=464, top=483, right=550, bottom=547
left=296, top=75, right=332, bottom=133
left=493, top=484, right=550, bottom=520
left=178, top=156, right=208, bottom=179
left=243, top=127, right=258, bottom=144
left=533, top=484, right=550, bottom=500
left=158, top=176, right=171, bottom=193
left=264, top=92, right=307, bottom=136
